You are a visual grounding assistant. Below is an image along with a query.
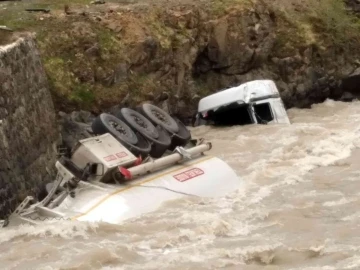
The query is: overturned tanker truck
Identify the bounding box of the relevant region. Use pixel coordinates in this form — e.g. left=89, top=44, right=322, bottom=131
left=1, top=104, right=240, bottom=228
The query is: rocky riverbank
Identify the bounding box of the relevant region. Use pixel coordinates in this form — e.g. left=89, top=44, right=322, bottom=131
left=1, top=0, right=360, bottom=122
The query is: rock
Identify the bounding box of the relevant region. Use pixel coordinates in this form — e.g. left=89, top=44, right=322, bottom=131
left=107, top=93, right=131, bottom=115
left=155, top=91, right=169, bottom=102
left=85, top=43, right=100, bottom=57
left=345, top=0, right=360, bottom=15
left=90, top=0, right=105, bottom=4
left=105, top=62, right=128, bottom=86
left=70, top=110, right=95, bottom=123
left=341, top=67, right=360, bottom=94
left=64, top=4, right=71, bottom=15
left=191, top=94, right=201, bottom=102
left=0, top=26, right=13, bottom=32
left=296, top=83, right=307, bottom=96
left=58, top=111, right=95, bottom=151
left=160, top=100, right=171, bottom=114
left=95, top=66, right=107, bottom=82
left=303, top=47, right=312, bottom=64
left=340, top=91, right=355, bottom=102
left=350, top=66, right=360, bottom=76
left=144, top=91, right=155, bottom=100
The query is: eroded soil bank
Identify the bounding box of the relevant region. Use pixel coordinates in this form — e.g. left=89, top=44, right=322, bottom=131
left=2, top=0, right=360, bottom=121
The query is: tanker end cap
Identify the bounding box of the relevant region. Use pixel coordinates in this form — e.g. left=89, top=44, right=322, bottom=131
left=206, top=142, right=212, bottom=150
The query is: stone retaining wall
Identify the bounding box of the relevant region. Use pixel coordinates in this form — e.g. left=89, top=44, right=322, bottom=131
left=0, top=36, right=60, bottom=219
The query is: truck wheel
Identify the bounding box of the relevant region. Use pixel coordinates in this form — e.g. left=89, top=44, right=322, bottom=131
left=140, top=104, right=179, bottom=133
left=117, top=108, right=159, bottom=139
left=92, top=113, right=138, bottom=145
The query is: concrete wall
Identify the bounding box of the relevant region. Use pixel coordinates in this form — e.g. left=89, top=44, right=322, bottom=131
left=0, top=37, right=60, bottom=219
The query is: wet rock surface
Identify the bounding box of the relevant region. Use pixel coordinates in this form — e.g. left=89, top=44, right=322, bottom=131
left=58, top=111, right=95, bottom=152
left=75, top=1, right=358, bottom=119
left=345, top=0, right=360, bottom=15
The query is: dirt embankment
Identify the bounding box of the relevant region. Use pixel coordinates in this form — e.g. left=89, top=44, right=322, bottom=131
left=2, top=0, right=360, bottom=120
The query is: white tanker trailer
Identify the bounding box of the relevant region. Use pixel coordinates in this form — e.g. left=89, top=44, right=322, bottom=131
left=1, top=103, right=241, bottom=227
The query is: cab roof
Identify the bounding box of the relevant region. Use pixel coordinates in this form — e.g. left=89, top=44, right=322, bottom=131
left=198, top=80, right=280, bottom=113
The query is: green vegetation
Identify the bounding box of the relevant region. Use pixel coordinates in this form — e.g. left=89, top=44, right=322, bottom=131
left=306, top=0, right=360, bottom=46
left=208, top=0, right=252, bottom=16
left=271, top=0, right=360, bottom=57
left=1, top=0, right=360, bottom=112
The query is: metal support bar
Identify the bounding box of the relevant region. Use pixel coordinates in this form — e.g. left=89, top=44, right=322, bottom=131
left=40, top=173, right=64, bottom=207
left=47, top=191, right=69, bottom=209
left=12, top=196, right=34, bottom=215
left=35, top=206, right=66, bottom=217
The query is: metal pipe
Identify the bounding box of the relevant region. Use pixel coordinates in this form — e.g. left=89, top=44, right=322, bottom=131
left=126, top=143, right=212, bottom=178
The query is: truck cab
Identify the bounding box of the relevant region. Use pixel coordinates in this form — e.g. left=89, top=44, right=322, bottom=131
left=194, top=80, right=290, bottom=126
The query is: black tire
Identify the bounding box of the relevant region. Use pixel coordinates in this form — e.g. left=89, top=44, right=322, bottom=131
left=117, top=108, right=159, bottom=139
left=140, top=104, right=179, bottom=133
left=168, top=117, right=192, bottom=150
left=92, top=113, right=138, bottom=145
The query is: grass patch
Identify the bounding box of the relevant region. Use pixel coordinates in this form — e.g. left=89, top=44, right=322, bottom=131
left=270, top=0, right=360, bottom=58
left=146, top=11, right=174, bottom=49
left=208, top=0, right=253, bottom=16
left=305, top=0, right=360, bottom=46
left=0, top=0, right=90, bottom=30
left=69, top=83, right=95, bottom=105
left=31, top=14, right=126, bottom=109
left=97, top=29, right=125, bottom=62
left=44, top=57, right=74, bottom=97
left=272, top=0, right=360, bottom=56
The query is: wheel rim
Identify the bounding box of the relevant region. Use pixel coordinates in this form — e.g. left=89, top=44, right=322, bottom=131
left=134, top=115, right=148, bottom=129
left=152, top=109, right=171, bottom=126
left=121, top=108, right=159, bottom=139
left=109, top=120, right=128, bottom=136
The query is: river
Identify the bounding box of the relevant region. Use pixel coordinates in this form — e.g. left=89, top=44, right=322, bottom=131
left=1, top=99, right=360, bottom=270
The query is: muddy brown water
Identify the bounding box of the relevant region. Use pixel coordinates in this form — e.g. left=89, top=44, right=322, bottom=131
left=2, top=99, right=360, bottom=270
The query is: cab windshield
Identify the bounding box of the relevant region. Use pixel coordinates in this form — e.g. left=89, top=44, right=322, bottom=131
left=201, top=102, right=254, bottom=126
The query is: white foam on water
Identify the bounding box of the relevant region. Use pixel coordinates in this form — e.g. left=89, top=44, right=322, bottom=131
left=289, top=266, right=336, bottom=270
left=340, top=256, right=360, bottom=269
left=341, top=211, right=360, bottom=221
left=0, top=220, right=99, bottom=243
left=3, top=100, right=360, bottom=269
left=323, top=197, right=356, bottom=207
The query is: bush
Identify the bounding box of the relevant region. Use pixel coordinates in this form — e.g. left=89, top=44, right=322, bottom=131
left=306, top=0, right=360, bottom=46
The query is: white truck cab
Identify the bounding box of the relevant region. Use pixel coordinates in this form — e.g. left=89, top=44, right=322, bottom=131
left=194, top=80, right=290, bottom=126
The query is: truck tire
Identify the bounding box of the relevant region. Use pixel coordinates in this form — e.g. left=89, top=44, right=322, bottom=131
left=92, top=113, right=138, bottom=145
left=168, top=116, right=192, bottom=150
left=117, top=108, right=172, bottom=158
left=117, top=108, right=159, bottom=139
left=140, top=104, right=179, bottom=133
left=92, top=113, right=151, bottom=158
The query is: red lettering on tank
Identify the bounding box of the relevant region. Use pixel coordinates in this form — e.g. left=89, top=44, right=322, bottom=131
left=173, top=168, right=204, bottom=182
left=116, top=152, right=128, bottom=158
left=104, top=155, right=117, bottom=162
